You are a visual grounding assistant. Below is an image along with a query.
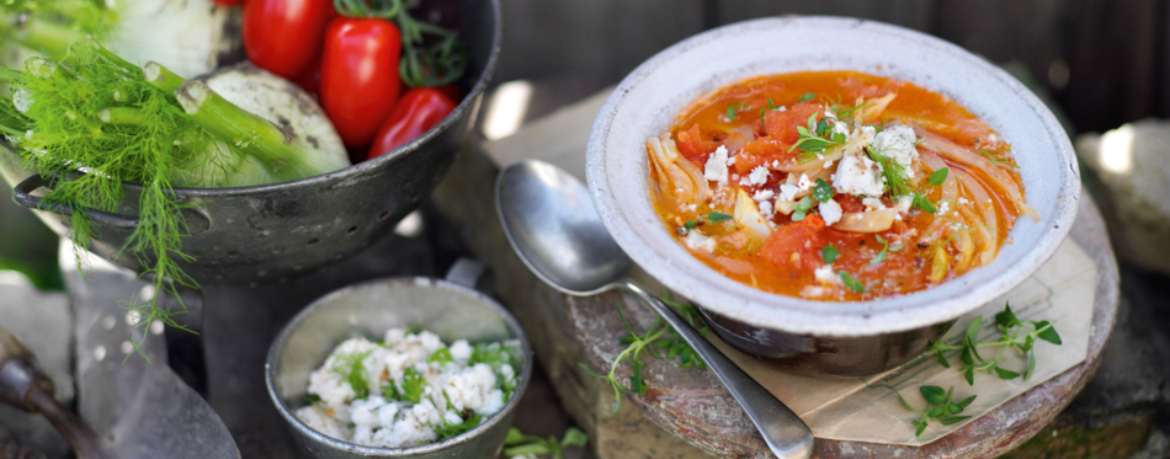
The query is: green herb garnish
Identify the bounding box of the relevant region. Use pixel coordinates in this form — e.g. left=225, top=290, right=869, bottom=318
left=434, top=412, right=483, bottom=440
left=579, top=295, right=709, bottom=415
left=725, top=106, right=737, bottom=120
left=974, top=148, right=1019, bottom=168
left=706, top=212, right=733, bottom=223
left=791, top=113, right=846, bottom=155
left=928, top=167, right=950, bottom=186
left=930, top=303, right=1062, bottom=384
left=397, top=368, right=427, bottom=403
left=913, top=193, right=938, bottom=214
left=822, top=244, right=839, bottom=264
left=428, top=347, right=453, bottom=364
left=839, top=272, right=865, bottom=293
left=304, top=394, right=322, bottom=406
left=334, top=350, right=374, bottom=400
left=504, top=427, right=589, bottom=459
left=865, top=145, right=912, bottom=197
left=812, top=178, right=834, bottom=202
left=870, top=234, right=901, bottom=265
left=885, top=385, right=976, bottom=437
left=790, top=196, right=814, bottom=221
left=798, top=92, right=817, bottom=103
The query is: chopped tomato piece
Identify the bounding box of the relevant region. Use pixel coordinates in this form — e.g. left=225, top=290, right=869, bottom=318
left=835, top=195, right=867, bottom=213
left=758, top=215, right=826, bottom=267
left=763, top=102, right=821, bottom=144
left=734, top=138, right=792, bottom=174
left=676, top=123, right=707, bottom=163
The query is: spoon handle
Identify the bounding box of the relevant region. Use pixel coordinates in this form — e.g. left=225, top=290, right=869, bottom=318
left=619, top=281, right=815, bottom=459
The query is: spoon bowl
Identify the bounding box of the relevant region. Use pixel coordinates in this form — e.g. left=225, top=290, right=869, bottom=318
left=495, top=160, right=633, bottom=294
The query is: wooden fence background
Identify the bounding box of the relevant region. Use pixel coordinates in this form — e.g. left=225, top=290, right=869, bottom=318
left=495, top=0, right=1169, bottom=134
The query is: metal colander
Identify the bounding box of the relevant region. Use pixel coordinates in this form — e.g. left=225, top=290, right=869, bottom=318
left=4, top=0, right=501, bottom=287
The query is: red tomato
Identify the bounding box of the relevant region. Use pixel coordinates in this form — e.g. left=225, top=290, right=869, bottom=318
left=367, top=88, right=457, bottom=160
left=434, top=84, right=461, bottom=102
left=320, top=18, right=402, bottom=148
left=242, top=0, right=334, bottom=79
left=758, top=215, right=825, bottom=269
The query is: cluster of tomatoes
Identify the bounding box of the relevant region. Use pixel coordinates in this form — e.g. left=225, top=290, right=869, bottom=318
left=212, top=0, right=461, bottom=161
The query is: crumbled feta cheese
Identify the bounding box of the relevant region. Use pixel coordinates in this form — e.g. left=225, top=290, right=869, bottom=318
left=759, top=201, right=774, bottom=217
left=747, top=166, right=770, bottom=186
left=862, top=197, right=885, bottom=210
left=819, top=199, right=843, bottom=226
left=824, top=107, right=837, bottom=119
left=987, top=133, right=999, bottom=143
left=771, top=160, right=781, bottom=168
left=832, top=154, right=885, bottom=198
left=832, top=121, right=850, bottom=140
left=752, top=189, right=775, bottom=202
left=778, top=174, right=813, bottom=201
left=297, top=329, right=520, bottom=449
left=704, top=146, right=730, bottom=183
left=823, top=159, right=834, bottom=169
left=777, top=106, right=787, bottom=112
left=800, top=286, right=828, bottom=298
left=896, top=195, right=914, bottom=213
left=870, top=124, right=919, bottom=176
left=684, top=231, right=716, bottom=252
left=958, top=197, right=969, bottom=206
left=938, top=201, right=951, bottom=215
left=814, top=265, right=841, bottom=285
left=686, top=203, right=698, bottom=211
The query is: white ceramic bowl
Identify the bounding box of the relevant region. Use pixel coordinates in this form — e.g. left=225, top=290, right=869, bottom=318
left=586, top=16, right=1079, bottom=341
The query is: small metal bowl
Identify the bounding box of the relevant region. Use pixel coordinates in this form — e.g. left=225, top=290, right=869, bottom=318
left=265, top=276, right=532, bottom=459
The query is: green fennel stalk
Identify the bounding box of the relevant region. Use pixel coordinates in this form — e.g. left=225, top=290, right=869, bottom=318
left=0, top=41, right=339, bottom=356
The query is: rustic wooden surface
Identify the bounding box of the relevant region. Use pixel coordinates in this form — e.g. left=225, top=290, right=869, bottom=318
left=429, top=138, right=1120, bottom=458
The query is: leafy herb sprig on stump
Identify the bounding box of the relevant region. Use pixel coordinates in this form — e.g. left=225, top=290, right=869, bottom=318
left=930, top=304, right=1063, bottom=385
left=578, top=295, right=710, bottom=415
left=504, top=427, right=588, bottom=459
left=886, top=385, right=976, bottom=438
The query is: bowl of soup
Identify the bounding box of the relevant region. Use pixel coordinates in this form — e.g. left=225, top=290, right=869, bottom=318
left=585, top=16, right=1079, bottom=376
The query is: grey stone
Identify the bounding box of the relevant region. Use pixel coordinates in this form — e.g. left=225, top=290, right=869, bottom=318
left=1076, top=120, right=1170, bottom=275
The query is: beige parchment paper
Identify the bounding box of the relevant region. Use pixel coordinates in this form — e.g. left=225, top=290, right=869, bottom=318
left=483, top=87, right=1097, bottom=446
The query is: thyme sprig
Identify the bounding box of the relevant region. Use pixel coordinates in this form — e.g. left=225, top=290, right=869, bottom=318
left=579, top=295, right=710, bottom=415
left=884, top=385, right=976, bottom=437
left=790, top=113, right=846, bottom=155
left=930, top=304, right=1063, bottom=385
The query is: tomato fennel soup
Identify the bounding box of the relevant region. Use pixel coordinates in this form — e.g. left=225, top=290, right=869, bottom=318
left=646, top=71, right=1035, bottom=301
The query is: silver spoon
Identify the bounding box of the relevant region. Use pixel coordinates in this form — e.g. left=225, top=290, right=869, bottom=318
left=495, top=159, right=815, bottom=459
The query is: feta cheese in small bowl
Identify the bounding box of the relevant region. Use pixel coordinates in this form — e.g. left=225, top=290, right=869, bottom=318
left=266, top=276, right=532, bottom=459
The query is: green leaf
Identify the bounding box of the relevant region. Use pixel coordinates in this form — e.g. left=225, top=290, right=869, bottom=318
left=561, top=427, right=589, bottom=448
left=928, top=167, right=949, bottom=186
left=831, top=132, right=846, bottom=143
left=794, top=196, right=814, bottom=212
left=914, top=193, right=938, bottom=214
left=822, top=244, right=839, bottom=264
left=919, top=386, right=947, bottom=405
left=960, top=347, right=974, bottom=366
left=816, top=118, right=831, bottom=136
left=870, top=235, right=891, bottom=266
left=915, top=422, right=928, bottom=437
left=428, top=347, right=453, bottom=364
left=839, top=272, right=865, bottom=293
left=995, top=304, right=1021, bottom=328
left=813, top=178, right=835, bottom=202
left=965, top=317, right=982, bottom=342
left=1034, top=321, right=1062, bottom=345
left=684, top=220, right=697, bottom=230
left=768, top=98, right=777, bottom=110
left=398, top=368, right=427, bottom=403
left=725, top=106, right=737, bottom=120
left=1025, top=351, right=1036, bottom=380
left=964, top=367, right=975, bottom=386
left=611, top=397, right=622, bottom=416
left=434, top=412, right=483, bottom=440
left=791, top=211, right=807, bottom=222
left=994, top=366, right=1021, bottom=380
left=304, top=393, right=322, bottom=405
left=707, top=212, right=733, bottom=223
left=506, top=428, right=529, bottom=445
left=937, top=415, right=972, bottom=425
left=956, top=395, right=976, bottom=409
left=936, top=349, right=950, bottom=368
left=798, top=92, right=817, bottom=103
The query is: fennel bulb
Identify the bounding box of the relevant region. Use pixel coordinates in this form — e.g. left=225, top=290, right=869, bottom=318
left=1, top=0, right=241, bottom=78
